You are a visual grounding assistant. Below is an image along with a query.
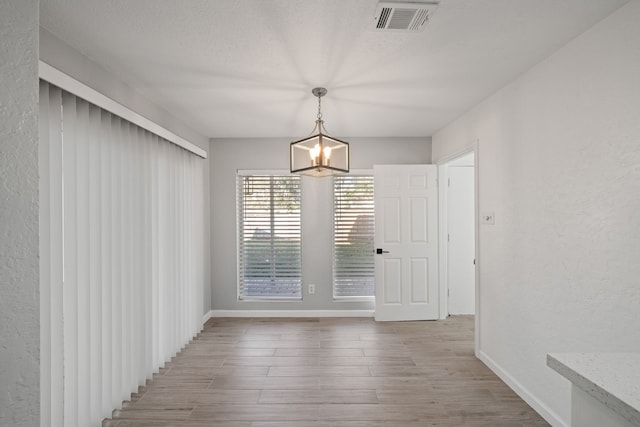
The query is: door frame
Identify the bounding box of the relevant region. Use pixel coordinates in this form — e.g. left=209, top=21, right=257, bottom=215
left=437, top=140, right=480, bottom=354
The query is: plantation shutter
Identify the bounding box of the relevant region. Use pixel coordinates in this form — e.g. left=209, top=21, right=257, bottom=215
left=237, top=174, right=302, bottom=299
left=333, top=175, right=375, bottom=298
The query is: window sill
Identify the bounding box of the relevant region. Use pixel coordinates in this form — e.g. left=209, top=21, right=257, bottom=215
left=333, top=296, right=375, bottom=303
left=238, top=297, right=303, bottom=302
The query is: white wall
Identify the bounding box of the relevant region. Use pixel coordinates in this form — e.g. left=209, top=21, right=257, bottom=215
left=210, top=137, right=431, bottom=311
left=39, top=29, right=213, bottom=316
left=432, top=2, right=640, bottom=425
left=0, top=1, right=40, bottom=425
left=39, top=28, right=208, bottom=149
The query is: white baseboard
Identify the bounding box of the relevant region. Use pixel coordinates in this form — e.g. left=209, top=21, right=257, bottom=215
left=478, top=350, right=567, bottom=427
left=202, top=310, right=214, bottom=325
left=203, top=309, right=374, bottom=320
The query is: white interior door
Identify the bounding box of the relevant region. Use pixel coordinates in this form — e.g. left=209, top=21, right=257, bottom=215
left=374, top=165, right=439, bottom=321
left=447, top=165, right=475, bottom=314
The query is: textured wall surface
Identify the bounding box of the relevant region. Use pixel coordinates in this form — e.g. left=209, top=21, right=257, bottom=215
left=210, top=137, right=431, bottom=311
left=0, top=0, right=40, bottom=425
left=432, top=2, right=640, bottom=425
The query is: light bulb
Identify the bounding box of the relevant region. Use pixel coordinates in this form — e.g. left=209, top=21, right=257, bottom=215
left=323, top=146, right=332, bottom=159
left=310, top=143, right=321, bottom=165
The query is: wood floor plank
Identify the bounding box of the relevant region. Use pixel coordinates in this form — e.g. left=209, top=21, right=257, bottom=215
left=317, top=356, right=416, bottom=366
left=362, top=348, right=413, bottom=357
left=105, top=421, right=252, bottom=427
left=267, top=365, right=371, bottom=377
left=223, top=356, right=319, bottom=367
left=110, top=407, right=193, bottom=421
left=104, top=316, right=549, bottom=426
left=316, top=403, right=449, bottom=421
left=236, top=340, right=320, bottom=349
left=252, top=422, right=385, bottom=427
left=189, top=404, right=320, bottom=422
left=274, top=348, right=364, bottom=357
left=319, top=376, right=430, bottom=390
left=258, top=389, right=379, bottom=404
left=210, top=376, right=320, bottom=390
left=134, top=389, right=261, bottom=406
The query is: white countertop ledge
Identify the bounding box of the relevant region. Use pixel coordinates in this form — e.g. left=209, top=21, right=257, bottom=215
left=547, top=353, right=640, bottom=426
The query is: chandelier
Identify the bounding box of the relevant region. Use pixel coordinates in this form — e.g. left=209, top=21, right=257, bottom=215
left=290, top=87, right=349, bottom=177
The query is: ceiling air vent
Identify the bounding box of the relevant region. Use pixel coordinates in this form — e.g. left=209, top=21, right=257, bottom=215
left=373, top=1, right=438, bottom=32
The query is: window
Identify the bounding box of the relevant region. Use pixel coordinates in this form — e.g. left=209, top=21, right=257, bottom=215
left=237, top=173, right=302, bottom=299
left=333, top=175, right=375, bottom=298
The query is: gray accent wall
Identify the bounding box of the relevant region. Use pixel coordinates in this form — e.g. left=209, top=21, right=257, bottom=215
left=0, top=1, right=40, bottom=425
left=209, top=137, right=431, bottom=311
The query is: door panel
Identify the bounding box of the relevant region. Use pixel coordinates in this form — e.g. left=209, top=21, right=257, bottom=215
left=410, top=258, right=428, bottom=303
left=383, top=258, right=402, bottom=304
left=383, top=198, right=401, bottom=243
left=374, top=164, right=439, bottom=321
left=409, top=198, right=427, bottom=242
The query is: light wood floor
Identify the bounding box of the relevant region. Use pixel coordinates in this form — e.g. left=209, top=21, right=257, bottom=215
left=103, top=316, right=549, bottom=426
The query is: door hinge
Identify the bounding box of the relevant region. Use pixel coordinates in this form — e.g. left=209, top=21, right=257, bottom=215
left=448, top=178, right=450, bottom=187
left=447, top=233, right=450, bottom=242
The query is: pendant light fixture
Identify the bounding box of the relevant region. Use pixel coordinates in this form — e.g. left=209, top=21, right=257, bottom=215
left=290, top=87, right=349, bottom=177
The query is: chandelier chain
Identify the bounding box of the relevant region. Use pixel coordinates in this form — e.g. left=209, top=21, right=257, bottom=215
left=317, top=95, right=323, bottom=120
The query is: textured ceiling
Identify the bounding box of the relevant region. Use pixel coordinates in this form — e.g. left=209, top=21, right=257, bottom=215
left=40, top=0, right=627, bottom=138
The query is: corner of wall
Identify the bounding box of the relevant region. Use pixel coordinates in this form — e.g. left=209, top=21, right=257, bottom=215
left=0, top=1, right=40, bottom=425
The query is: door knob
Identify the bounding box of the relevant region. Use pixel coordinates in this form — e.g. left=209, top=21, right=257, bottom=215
left=375, top=248, right=389, bottom=254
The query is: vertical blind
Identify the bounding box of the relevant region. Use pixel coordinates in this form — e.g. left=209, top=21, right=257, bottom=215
left=333, top=175, right=375, bottom=298
left=237, top=174, right=302, bottom=299
left=39, top=81, right=205, bottom=427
